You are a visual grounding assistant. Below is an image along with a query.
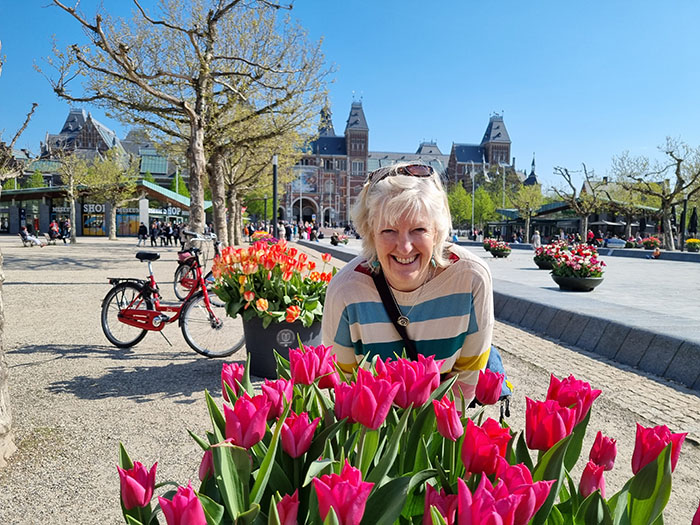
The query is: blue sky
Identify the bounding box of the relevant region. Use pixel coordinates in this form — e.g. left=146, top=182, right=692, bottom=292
left=2, top=0, right=700, bottom=187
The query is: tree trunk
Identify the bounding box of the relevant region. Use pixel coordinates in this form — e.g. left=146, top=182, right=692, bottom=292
left=524, top=215, right=531, bottom=244
left=226, top=183, right=240, bottom=246
left=0, top=246, right=15, bottom=468
left=207, top=151, right=228, bottom=246
left=662, top=208, right=675, bottom=250
left=108, top=201, right=117, bottom=241
left=187, top=120, right=207, bottom=233
left=625, top=213, right=632, bottom=240
left=69, top=180, right=77, bottom=244
left=580, top=215, right=589, bottom=240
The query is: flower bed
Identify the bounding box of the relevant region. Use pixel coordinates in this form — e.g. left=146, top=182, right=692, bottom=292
left=489, top=241, right=511, bottom=258
left=686, top=238, right=700, bottom=252
left=551, top=244, right=606, bottom=278
left=533, top=240, right=568, bottom=268
left=642, top=236, right=661, bottom=249
left=212, top=240, right=335, bottom=328
left=117, top=349, right=689, bottom=525
left=483, top=238, right=498, bottom=251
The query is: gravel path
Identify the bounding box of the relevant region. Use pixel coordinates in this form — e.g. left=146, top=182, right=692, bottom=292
left=0, top=237, right=698, bottom=523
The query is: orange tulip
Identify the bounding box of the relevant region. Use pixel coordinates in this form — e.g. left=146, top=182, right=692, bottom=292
left=256, top=298, right=269, bottom=311
left=322, top=253, right=332, bottom=263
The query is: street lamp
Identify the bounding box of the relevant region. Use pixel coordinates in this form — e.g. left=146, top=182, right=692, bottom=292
left=272, top=155, right=279, bottom=239
left=680, top=191, right=688, bottom=251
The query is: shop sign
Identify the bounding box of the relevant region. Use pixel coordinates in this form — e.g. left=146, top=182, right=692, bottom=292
left=148, top=206, right=181, bottom=216
left=53, top=206, right=71, bottom=213
left=83, top=203, right=105, bottom=213
left=116, top=208, right=140, bottom=214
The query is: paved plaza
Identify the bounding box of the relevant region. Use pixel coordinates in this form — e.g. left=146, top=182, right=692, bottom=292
left=0, top=235, right=699, bottom=523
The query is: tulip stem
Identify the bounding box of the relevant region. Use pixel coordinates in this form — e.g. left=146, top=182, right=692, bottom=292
left=447, top=438, right=456, bottom=484
left=294, top=456, right=300, bottom=488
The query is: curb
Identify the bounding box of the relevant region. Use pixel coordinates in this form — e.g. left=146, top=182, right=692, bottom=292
left=298, top=240, right=700, bottom=391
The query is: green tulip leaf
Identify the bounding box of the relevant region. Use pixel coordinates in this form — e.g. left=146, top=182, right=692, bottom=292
left=430, top=506, right=449, bottom=525
left=242, top=352, right=254, bottom=394
left=267, top=461, right=294, bottom=496
left=627, top=444, right=673, bottom=525
left=359, top=428, right=381, bottom=476
left=360, top=475, right=412, bottom=525
left=236, top=502, right=260, bottom=525
left=197, top=492, right=225, bottom=524
left=118, top=442, right=134, bottom=470
left=366, top=407, right=412, bottom=486
left=274, top=351, right=292, bottom=380
left=530, top=433, right=574, bottom=525
left=212, top=443, right=249, bottom=520
left=564, top=408, right=592, bottom=472
left=304, top=419, right=345, bottom=472
left=268, top=494, right=282, bottom=525
left=187, top=430, right=210, bottom=451
left=303, top=458, right=336, bottom=487
left=124, top=515, right=142, bottom=525
left=514, top=431, right=534, bottom=471
left=205, top=390, right=226, bottom=442
left=546, top=505, right=566, bottom=525
left=323, top=507, right=341, bottom=525
left=574, top=490, right=613, bottom=525
left=250, top=401, right=291, bottom=505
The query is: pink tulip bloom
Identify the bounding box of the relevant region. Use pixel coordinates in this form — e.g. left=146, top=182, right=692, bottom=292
left=276, top=490, right=300, bottom=525
left=315, top=344, right=341, bottom=389
left=500, top=462, right=554, bottom=525
left=386, top=355, right=442, bottom=409
left=262, top=378, right=294, bottom=421
left=289, top=344, right=339, bottom=387
left=334, top=382, right=357, bottom=423
left=589, top=431, right=617, bottom=471
left=461, top=418, right=511, bottom=476
left=423, top=483, right=458, bottom=525
left=457, top=476, right=523, bottom=525
left=158, top=483, right=207, bottom=525
left=631, top=423, right=687, bottom=474
left=221, top=362, right=245, bottom=402
left=351, top=368, right=400, bottom=430
left=525, top=397, right=577, bottom=451
left=312, top=459, right=374, bottom=525
left=693, top=499, right=700, bottom=525
left=432, top=396, right=464, bottom=441
left=546, top=374, right=602, bottom=425
left=475, top=368, right=505, bottom=406
left=224, top=393, right=271, bottom=449
left=117, top=461, right=157, bottom=510
left=579, top=460, right=606, bottom=499
left=198, top=449, right=213, bottom=481
left=281, top=411, right=320, bottom=458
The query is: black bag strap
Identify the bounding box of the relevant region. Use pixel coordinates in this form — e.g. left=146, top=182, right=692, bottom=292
left=370, top=270, right=419, bottom=361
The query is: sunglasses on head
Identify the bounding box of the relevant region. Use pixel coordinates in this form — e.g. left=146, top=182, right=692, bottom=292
left=366, top=164, right=435, bottom=186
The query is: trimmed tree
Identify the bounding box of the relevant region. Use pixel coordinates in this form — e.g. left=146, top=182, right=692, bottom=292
left=510, top=183, right=543, bottom=243
left=552, top=164, right=605, bottom=238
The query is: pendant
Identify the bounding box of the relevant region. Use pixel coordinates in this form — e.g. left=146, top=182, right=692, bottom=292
left=397, top=315, right=410, bottom=327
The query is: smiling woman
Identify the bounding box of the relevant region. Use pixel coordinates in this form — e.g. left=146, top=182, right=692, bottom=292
left=321, top=162, right=498, bottom=402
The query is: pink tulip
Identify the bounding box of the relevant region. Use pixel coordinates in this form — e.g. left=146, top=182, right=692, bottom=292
left=262, top=378, right=294, bottom=421
left=525, top=398, right=577, bottom=451
left=276, top=490, right=300, bottom=525
left=224, top=393, right=271, bottom=449
left=289, top=344, right=339, bottom=387
left=385, top=355, right=442, bottom=408
left=546, top=374, right=602, bottom=425
left=423, top=483, right=458, bottom=525
left=198, top=449, right=213, bottom=481
left=312, top=459, right=374, bottom=525
left=334, top=382, right=357, bottom=423
left=475, top=368, right=505, bottom=406
left=631, top=423, right=687, bottom=474
left=351, top=368, right=400, bottom=430
left=457, top=476, right=523, bottom=525
left=432, top=396, right=464, bottom=441
left=589, top=431, right=617, bottom=471
left=281, top=411, right=320, bottom=458
left=500, top=462, right=554, bottom=525
left=461, top=418, right=511, bottom=476
left=117, top=461, right=157, bottom=510
left=158, top=483, right=207, bottom=525
left=221, top=362, right=245, bottom=402
left=579, top=460, right=606, bottom=499
left=692, top=499, right=700, bottom=525
left=315, top=344, right=341, bottom=389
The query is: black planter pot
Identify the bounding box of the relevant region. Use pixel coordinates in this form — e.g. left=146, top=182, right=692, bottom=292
left=551, top=274, right=604, bottom=292
left=534, top=259, right=554, bottom=270
left=491, top=250, right=510, bottom=258
left=242, top=316, right=322, bottom=379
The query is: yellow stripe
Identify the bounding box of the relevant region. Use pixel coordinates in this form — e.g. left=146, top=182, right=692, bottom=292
left=454, top=349, right=490, bottom=371
left=338, top=361, right=359, bottom=374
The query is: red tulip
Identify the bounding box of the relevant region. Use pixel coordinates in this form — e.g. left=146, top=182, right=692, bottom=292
left=457, top=476, right=522, bottom=525
left=281, top=411, right=320, bottom=458
left=285, top=305, right=301, bottom=322
left=261, top=378, right=294, bottom=421
left=432, top=396, right=464, bottom=441
left=117, top=461, right=157, bottom=510
left=322, top=252, right=332, bottom=263
left=385, top=355, right=441, bottom=408
left=334, top=382, right=356, bottom=423
left=461, top=418, right=511, bottom=476
left=500, top=462, right=554, bottom=525
left=198, top=449, right=213, bottom=481
left=475, top=368, right=505, bottom=406
left=221, top=362, right=245, bottom=402
left=351, top=368, right=400, bottom=430
left=546, top=374, right=602, bottom=425
left=312, top=459, right=374, bottom=525
left=276, top=490, right=300, bottom=525
left=224, top=393, right=271, bottom=449
left=525, top=398, right=577, bottom=451
left=158, top=483, right=207, bottom=525
left=692, top=499, right=700, bottom=525
left=589, top=431, right=617, bottom=471
left=631, top=423, right=687, bottom=474
left=423, top=483, right=458, bottom=525
left=579, top=460, right=606, bottom=499
left=289, top=346, right=320, bottom=385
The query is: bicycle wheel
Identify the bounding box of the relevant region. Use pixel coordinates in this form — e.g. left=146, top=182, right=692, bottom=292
left=180, top=291, right=245, bottom=358
left=203, top=270, right=225, bottom=307
left=101, top=282, right=152, bottom=348
left=173, top=263, right=197, bottom=301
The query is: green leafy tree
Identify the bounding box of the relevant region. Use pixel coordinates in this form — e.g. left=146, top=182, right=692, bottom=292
left=510, top=184, right=543, bottom=243
left=169, top=172, right=190, bottom=198
left=473, top=186, right=497, bottom=227
left=57, top=153, right=89, bottom=245
left=23, top=170, right=45, bottom=189
left=447, top=183, right=471, bottom=228
left=143, top=170, right=156, bottom=183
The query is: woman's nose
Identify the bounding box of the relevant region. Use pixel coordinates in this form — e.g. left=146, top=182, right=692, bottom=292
left=396, top=231, right=413, bottom=253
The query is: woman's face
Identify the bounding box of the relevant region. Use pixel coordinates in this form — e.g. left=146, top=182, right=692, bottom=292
left=374, top=210, right=437, bottom=292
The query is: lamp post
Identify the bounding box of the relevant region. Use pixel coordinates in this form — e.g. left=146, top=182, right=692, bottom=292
left=470, top=168, right=475, bottom=237
left=272, top=155, right=279, bottom=239
left=680, top=192, right=688, bottom=251
left=264, top=195, right=268, bottom=229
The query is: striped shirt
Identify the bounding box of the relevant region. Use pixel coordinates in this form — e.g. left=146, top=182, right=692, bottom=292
left=321, top=244, right=494, bottom=399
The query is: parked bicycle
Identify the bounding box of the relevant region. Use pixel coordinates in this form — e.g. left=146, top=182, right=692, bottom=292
left=173, top=231, right=219, bottom=301
left=100, top=245, right=244, bottom=358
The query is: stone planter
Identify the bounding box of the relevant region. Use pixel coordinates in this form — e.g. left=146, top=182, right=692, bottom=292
left=534, top=258, right=554, bottom=270
left=483, top=244, right=491, bottom=252
left=242, top=316, right=322, bottom=379
left=686, top=244, right=700, bottom=252
left=491, top=250, right=511, bottom=258
left=551, top=274, right=604, bottom=292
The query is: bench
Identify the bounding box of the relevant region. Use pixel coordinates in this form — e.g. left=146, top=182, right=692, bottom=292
left=43, top=233, right=57, bottom=246
left=18, top=233, right=33, bottom=247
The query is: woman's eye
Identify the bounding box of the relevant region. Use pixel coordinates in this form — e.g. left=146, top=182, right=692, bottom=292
left=413, top=228, right=427, bottom=234
left=381, top=229, right=395, bottom=235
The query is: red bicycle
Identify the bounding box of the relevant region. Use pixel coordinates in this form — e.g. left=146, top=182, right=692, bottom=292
left=100, top=246, right=244, bottom=357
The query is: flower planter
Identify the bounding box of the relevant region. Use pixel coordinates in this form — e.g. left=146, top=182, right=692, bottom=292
left=534, top=259, right=554, bottom=270
left=491, top=250, right=510, bottom=258
left=686, top=245, right=700, bottom=252
left=551, top=274, right=604, bottom=292
left=242, top=316, right=322, bottom=378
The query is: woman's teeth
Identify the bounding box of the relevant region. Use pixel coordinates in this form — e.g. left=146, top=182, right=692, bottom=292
left=394, top=255, right=417, bottom=265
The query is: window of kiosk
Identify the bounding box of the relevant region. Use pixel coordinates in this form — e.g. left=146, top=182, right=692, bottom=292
left=21, top=200, right=41, bottom=233
left=0, top=212, right=8, bottom=233
left=83, top=213, right=106, bottom=236
left=117, top=213, right=139, bottom=236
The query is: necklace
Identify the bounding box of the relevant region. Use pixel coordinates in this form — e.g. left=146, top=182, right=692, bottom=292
left=393, top=266, right=435, bottom=327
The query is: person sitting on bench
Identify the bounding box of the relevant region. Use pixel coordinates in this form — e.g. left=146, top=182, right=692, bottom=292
left=20, top=226, right=46, bottom=247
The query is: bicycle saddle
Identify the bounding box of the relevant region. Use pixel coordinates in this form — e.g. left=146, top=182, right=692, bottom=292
left=135, top=252, right=161, bottom=262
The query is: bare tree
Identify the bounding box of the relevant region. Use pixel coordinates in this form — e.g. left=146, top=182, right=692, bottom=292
left=552, top=164, right=605, bottom=238
left=611, top=138, right=700, bottom=250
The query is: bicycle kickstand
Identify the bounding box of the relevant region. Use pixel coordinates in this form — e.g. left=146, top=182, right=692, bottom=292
left=159, top=330, right=173, bottom=347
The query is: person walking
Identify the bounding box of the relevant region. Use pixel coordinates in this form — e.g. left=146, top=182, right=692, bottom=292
left=532, top=230, right=542, bottom=249
left=137, top=222, right=148, bottom=246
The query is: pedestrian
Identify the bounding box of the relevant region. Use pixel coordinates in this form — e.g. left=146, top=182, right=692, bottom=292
left=149, top=221, right=158, bottom=247
left=62, top=219, right=71, bottom=243
left=137, top=222, right=148, bottom=246
left=532, top=230, right=541, bottom=249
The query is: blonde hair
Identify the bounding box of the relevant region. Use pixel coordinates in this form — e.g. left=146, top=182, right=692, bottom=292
left=351, top=162, right=452, bottom=269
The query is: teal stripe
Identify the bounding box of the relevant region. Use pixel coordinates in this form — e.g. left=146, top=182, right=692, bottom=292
left=353, top=332, right=468, bottom=361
